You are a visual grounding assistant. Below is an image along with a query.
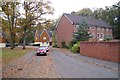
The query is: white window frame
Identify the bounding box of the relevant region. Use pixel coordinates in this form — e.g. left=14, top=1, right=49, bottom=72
left=101, top=33, right=104, bottom=38
left=43, top=37, right=46, bottom=40
left=97, top=33, right=100, bottom=38
left=92, top=33, right=95, bottom=38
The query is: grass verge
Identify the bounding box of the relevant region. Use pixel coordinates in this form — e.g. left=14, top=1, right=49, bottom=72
left=1, top=47, right=35, bottom=66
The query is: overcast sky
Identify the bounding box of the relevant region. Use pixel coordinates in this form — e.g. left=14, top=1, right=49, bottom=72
left=47, top=0, right=119, bottom=19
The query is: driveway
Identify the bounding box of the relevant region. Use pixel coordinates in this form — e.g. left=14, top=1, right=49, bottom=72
left=2, top=47, right=118, bottom=78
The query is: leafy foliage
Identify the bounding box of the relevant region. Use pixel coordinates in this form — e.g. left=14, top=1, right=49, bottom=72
left=103, top=36, right=113, bottom=41
left=1, top=1, right=54, bottom=49
left=70, top=42, right=80, bottom=53
left=61, top=41, right=68, bottom=48
left=1, top=2, right=20, bottom=49
left=74, top=19, right=91, bottom=41
left=76, top=8, right=93, bottom=16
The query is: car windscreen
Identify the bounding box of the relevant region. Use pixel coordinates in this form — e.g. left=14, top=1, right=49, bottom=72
left=38, top=47, right=46, bottom=50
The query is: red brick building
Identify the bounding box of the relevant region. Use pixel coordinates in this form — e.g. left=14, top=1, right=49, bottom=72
left=34, top=29, right=52, bottom=46
left=0, top=29, right=6, bottom=47
left=56, top=13, right=112, bottom=47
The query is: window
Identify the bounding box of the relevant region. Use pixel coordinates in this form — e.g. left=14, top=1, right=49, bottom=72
left=101, top=33, right=104, bottom=38
left=92, top=33, right=95, bottom=38
left=36, top=37, right=38, bottom=39
left=97, top=33, right=100, bottom=38
left=106, top=28, right=109, bottom=31
left=43, top=37, right=46, bottom=40
left=92, top=27, right=95, bottom=30
left=87, top=27, right=89, bottom=29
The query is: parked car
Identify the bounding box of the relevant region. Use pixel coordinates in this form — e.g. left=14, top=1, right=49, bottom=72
left=6, top=43, right=18, bottom=47
left=36, top=47, right=47, bottom=56
left=42, top=46, right=49, bottom=52
left=6, top=43, right=11, bottom=47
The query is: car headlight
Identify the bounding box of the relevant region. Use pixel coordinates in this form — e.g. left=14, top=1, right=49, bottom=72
left=37, top=51, right=39, bottom=53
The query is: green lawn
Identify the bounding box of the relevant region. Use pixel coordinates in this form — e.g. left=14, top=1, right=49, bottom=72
left=1, top=47, right=35, bottom=66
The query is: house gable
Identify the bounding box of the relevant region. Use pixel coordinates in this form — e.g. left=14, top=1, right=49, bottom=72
left=56, top=14, right=75, bottom=47
left=39, top=29, right=50, bottom=42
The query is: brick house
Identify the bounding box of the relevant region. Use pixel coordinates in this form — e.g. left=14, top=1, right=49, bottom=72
left=0, top=30, right=6, bottom=47
left=34, top=29, right=52, bottom=46
left=56, top=13, right=112, bottom=47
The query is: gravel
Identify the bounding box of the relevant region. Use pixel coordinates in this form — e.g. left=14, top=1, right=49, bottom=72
left=2, top=51, right=59, bottom=78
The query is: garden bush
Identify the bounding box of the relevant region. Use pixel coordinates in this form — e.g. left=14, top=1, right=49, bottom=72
left=70, top=42, right=80, bottom=53
left=103, top=36, right=113, bottom=41
left=61, top=41, right=68, bottom=48
left=53, top=43, right=58, bottom=48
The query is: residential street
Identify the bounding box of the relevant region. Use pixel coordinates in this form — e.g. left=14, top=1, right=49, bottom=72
left=2, top=47, right=118, bottom=78
left=52, top=48, right=118, bottom=78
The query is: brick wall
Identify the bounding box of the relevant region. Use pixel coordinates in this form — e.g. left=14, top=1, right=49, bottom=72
left=80, top=41, right=120, bottom=62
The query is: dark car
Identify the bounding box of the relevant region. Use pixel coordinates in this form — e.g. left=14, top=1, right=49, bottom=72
left=6, top=43, right=18, bottom=47
left=36, top=47, right=47, bottom=56
left=6, top=43, right=11, bottom=47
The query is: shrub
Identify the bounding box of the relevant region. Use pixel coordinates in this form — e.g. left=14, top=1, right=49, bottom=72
left=53, top=43, right=57, bottom=48
left=103, top=36, right=112, bottom=41
left=61, top=41, right=68, bottom=48
left=68, top=42, right=73, bottom=49
left=70, top=42, right=80, bottom=53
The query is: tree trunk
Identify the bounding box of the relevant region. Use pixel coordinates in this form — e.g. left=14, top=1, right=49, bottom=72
left=10, top=32, right=14, bottom=49
left=23, top=38, right=26, bottom=49
left=23, top=29, right=26, bottom=49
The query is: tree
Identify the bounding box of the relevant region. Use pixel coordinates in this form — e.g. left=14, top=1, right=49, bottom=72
left=19, top=1, right=54, bottom=49
left=112, top=1, right=120, bottom=39
left=1, top=2, right=20, bottom=49
left=74, top=19, right=91, bottom=41
left=76, top=8, right=93, bottom=16
left=91, top=2, right=119, bottom=39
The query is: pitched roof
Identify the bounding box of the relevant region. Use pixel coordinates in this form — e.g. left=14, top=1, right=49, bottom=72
left=64, top=13, right=112, bottom=28
left=37, top=29, right=52, bottom=38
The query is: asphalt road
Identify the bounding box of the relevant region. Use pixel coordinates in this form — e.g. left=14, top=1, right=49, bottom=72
left=2, top=47, right=118, bottom=78
left=51, top=48, right=118, bottom=78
